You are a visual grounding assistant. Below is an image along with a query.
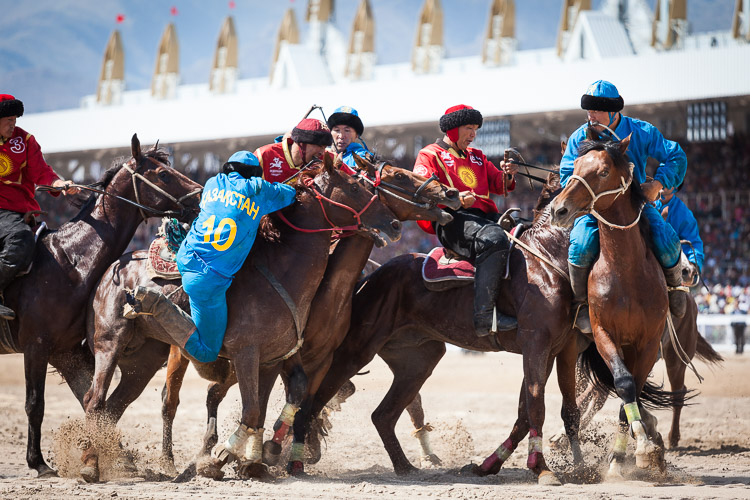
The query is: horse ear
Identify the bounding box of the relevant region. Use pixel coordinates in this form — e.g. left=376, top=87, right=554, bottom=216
left=323, top=151, right=334, bottom=174
left=585, top=126, right=601, bottom=142
left=560, top=140, right=567, bottom=156
left=131, top=134, right=142, bottom=161
left=619, top=133, right=632, bottom=155
left=352, top=152, right=377, bottom=177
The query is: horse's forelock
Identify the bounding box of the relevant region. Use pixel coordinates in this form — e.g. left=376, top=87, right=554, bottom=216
left=579, top=139, right=648, bottom=209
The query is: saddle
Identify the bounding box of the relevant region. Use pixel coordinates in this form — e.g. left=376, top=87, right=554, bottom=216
left=146, top=218, right=189, bottom=280
left=421, top=223, right=525, bottom=292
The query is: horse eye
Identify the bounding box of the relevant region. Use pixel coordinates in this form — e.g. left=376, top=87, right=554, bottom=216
left=351, top=184, right=359, bottom=193
left=158, top=170, right=170, bottom=182
left=599, top=170, right=609, bottom=178
left=395, top=172, right=405, bottom=181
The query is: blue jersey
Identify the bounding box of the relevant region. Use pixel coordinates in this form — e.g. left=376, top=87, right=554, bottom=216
left=654, top=195, right=704, bottom=272
left=561, top=115, right=686, bottom=190
left=341, top=141, right=370, bottom=168
left=178, top=172, right=296, bottom=277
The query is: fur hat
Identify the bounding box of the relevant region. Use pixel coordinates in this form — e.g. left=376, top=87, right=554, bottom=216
left=291, top=118, right=333, bottom=147
left=439, top=104, right=483, bottom=133
left=0, top=94, right=24, bottom=119
left=327, top=106, right=364, bottom=137
left=580, top=80, right=624, bottom=112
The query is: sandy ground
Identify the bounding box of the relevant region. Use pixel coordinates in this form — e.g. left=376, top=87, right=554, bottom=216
left=0, top=348, right=749, bottom=499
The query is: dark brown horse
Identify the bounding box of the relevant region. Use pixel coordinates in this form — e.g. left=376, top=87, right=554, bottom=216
left=82, top=154, right=402, bottom=481
left=306, top=172, right=582, bottom=484
left=82, top=154, right=458, bottom=480
left=549, top=136, right=678, bottom=477
left=1, top=134, right=202, bottom=477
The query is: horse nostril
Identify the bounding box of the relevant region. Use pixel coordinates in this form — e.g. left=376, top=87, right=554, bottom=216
left=555, top=207, right=567, bottom=219
left=391, top=220, right=402, bottom=231
left=447, top=189, right=458, bottom=199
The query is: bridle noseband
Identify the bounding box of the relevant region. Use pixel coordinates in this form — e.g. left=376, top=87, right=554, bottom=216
left=353, top=160, right=443, bottom=210
left=123, top=156, right=202, bottom=221
left=567, top=162, right=644, bottom=230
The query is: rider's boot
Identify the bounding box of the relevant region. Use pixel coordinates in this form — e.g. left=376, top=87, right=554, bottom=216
left=123, top=286, right=196, bottom=347
left=663, top=263, right=687, bottom=318
left=568, top=262, right=592, bottom=334
left=0, top=263, right=19, bottom=320
left=473, top=248, right=517, bottom=336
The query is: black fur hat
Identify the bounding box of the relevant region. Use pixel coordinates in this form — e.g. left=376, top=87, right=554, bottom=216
left=291, top=118, right=333, bottom=147
left=0, top=94, right=24, bottom=119
left=439, top=105, right=483, bottom=133
left=327, top=106, right=364, bottom=137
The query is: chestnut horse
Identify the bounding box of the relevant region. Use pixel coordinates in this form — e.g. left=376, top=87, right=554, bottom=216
left=306, top=172, right=582, bottom=484
left=550, top=136, right=681, bottom=477
left=81, top=154, right=402, bottom=481
left=161, top=154, right=462, bottom=477
left=1, top=134, right=202, bottom=477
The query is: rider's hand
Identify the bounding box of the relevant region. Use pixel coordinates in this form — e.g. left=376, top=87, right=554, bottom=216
left=52, top=179, right=80, bottom=196
left=459, top=191, right=476, bottom=208
left=640, top=179, right=663, bottom=202
left=499, top=160, right=518, bottom=177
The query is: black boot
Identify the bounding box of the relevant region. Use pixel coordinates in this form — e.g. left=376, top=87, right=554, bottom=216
left=0, top=264, right=18, bottom=321
left=473, top=249, right=517, bottom=336
left=663, top=263, right=687, bottom=318
left=123, top=286, right=197, bottom=346
left=568, top=262, right=592, bottom=334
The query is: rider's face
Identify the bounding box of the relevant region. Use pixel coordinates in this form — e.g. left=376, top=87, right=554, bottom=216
left=303, top=144, right=325, bottom=163
left=587, top=110, right=613, bottom=131
left=331, top=125, right=357, bottom=152
left=456, top=124, right=479, bottom=151
left=0, top=116, right=16, bottom=140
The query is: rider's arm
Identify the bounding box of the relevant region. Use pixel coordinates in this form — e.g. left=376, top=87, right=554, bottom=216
left=560, top=126, right=587, bottom=187
left=642, top=122, right=687, bottom=191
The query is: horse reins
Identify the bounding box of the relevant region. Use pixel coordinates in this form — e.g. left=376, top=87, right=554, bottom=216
left=353, top=160, right=443, bottom=210
left=38, top=157, right=201, bottom=221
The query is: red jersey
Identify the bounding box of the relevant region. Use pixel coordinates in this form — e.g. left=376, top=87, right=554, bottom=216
left=0, top=126, right=60, bottom=213
left=254, top=138, right=356, bottom=184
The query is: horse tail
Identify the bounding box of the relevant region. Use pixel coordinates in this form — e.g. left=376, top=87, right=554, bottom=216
left=578, top=342, right=695, bottom=411
left=695, top=334, right=724, bottom=365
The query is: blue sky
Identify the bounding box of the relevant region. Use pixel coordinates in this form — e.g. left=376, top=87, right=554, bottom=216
left=0, top=0, right=735, bottom=113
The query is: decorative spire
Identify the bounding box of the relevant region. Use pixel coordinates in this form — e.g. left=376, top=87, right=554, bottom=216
left=556, top=0, right=591, bottom=57
left=210, top=16, right=238, bottom=94
left=270, top=8, right=300, bottom=82
left=97, top=30, right=125, bottom=105
left=482, top=0, right=516, bottom=66
left=732, top=0, right=750, bottom=41
left=652, top=0, right=687, bottom=50
left=412, top=0, right=444, bottom=74
left=151, top=23, right=180, bottom=99
left=346, top=0, right=375, bottom=80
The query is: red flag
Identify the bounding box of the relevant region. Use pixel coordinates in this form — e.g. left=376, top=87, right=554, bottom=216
left=229, top=0, right=236, bottom=8
left=170, top=6, right=178, bottom=16
left=116, top=13, right=125, bottom=24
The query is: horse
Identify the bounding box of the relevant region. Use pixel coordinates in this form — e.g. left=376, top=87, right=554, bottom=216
left=0, top=134, right=202, bottom=477
left=550, top=288, right=723, bottom=452
left=81, top=153, right=403, bottom=481
left=305, top=171, right=582, bottom=484
left=549, top=135, right=682, bottom=477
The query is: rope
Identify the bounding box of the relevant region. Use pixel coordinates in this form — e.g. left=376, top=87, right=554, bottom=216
left=503, top=229, right=569, bottom=283
left=664, top=313, right=704, bottom=382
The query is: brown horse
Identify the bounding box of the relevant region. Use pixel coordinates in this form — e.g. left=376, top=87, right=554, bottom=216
left=306, top=172, right=582, bottom=484
left=1, top=134, right=202, bottom=477
left=550, top=291, right=722, bottom=452
left=549, top=136, right=679, bottom=477
left=83, top=154, right=458, bottom=480
left=81, top=154, right=402, bottom=481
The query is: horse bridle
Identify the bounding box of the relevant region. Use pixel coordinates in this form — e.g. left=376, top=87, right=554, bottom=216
left=566, top=162, right=644, bottom=230
left=352, top=160, right=443, bottom=210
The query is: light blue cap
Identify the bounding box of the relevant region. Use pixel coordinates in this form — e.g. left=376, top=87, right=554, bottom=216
left=227, top=150, right=260, bottom=166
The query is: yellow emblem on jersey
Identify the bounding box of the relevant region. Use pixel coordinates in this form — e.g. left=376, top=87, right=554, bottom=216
left=457, top=166, right=478, bottom=189
left=0, top=153, right=13, bottom=178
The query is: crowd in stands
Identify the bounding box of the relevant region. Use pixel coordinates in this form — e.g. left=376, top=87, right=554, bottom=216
left=36, top=133, right=749, bottom=315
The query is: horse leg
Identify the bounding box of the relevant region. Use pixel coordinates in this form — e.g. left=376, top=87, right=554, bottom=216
left=555, top=337, right=583, bottom=466
left=201, top=365, right=238, bottom=456
left=374, top=340, right=445, bottom=475
left=472, top=381, right=529, bottom=476
left=404, top=393, right=441, bottom=468
left=50, top=341, right=95, bottom=406
left=160, top=346, right=189, bottom=473
left=261, top=358, right=305, bottom=473
left=23, top=345, right=56, bottom=477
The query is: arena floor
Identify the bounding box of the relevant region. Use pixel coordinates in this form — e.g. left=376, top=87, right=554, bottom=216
left=0, top=350, right=748, bottom=499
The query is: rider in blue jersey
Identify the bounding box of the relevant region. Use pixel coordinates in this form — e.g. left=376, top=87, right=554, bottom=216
left=561, top=80, right=689, bottom=332
left=127, top=151, right=297, bottom=362
left=327, top=106, right=370, bottom=168
left=654, top=185, right=704, bottom=277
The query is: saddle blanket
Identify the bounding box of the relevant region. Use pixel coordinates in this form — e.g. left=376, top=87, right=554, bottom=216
left=146, top=237, right=181, bottom=280
left=421, top=247, right=475, bottom=292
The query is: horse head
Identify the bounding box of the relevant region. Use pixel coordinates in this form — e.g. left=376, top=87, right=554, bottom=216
left=117, top=134, right=203, bottom=222
left=550, top=135, right=634, bottom=228
left=299, top=153, right=401, bottom=247
left=351, top=153, right=460, bottom=224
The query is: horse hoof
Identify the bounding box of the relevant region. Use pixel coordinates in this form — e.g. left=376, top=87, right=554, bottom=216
left=420, top=453, right=442, bottom=468
left=173, top=462, right=198, bottom=483
left=547, top=432, right=570, bottom=451
left=537, top=470, right=562, bottom=486
left=37, top=466, right=58, bottom=479
left=286, top=460, right=305, bottom=477
left=80, top=466, right=99, bottom=483
left=605, top=461, right=625, bottom=481
left=459, top=463, right=488, bottom=476
left=262, top=440, right=282, bottom=465
left=239, top=461, right=271, bottom=480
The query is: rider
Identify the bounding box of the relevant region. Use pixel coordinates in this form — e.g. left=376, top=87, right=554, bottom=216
left=561, top=80, right=688, bottom=333
left=654, top=184, right=704, bottom=280
left=127, top=151, right=297, bottom=362
left=326, top=106, right=370, bottom=169
left=413, top=104, right=519, bottom=336
left=254, top=118, right=333, bottom=183
left=0, top=94, right=79, bottom=320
